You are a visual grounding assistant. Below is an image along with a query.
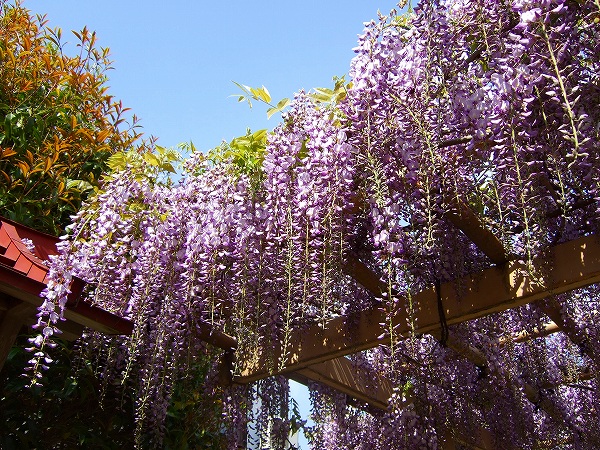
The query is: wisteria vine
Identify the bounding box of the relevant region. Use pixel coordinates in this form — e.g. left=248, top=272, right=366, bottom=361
left=27, top=0, right=600, bottom=448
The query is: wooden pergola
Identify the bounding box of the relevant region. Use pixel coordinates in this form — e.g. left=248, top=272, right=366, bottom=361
left=196, top=201, right=599, bottom=448
left=0, top=217, right=132, bottom=372
left=1, top=203, right=597, bottom=447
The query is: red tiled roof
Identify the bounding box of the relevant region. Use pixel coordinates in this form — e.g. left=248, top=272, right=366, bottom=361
left=0, top=216, right=132, bottom=336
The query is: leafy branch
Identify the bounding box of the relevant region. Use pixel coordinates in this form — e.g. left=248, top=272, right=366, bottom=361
left=231, top=76, right=352, bottom=120
left=232, top=81, right=290, bottom=119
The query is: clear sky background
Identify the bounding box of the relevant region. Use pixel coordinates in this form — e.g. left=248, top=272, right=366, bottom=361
left=28, top=0, right=403, bottom=152
left=24, top=1, right=404, bottom=447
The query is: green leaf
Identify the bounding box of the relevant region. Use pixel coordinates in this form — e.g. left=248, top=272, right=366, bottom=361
left=232, top=81, right=251, bottom=95
left=160, top=162, right=176, bottom=173
left=315, top=87, right=334, bottom=96
left=66, top=179, right=94, bottom=192
left=106, top=152, right=126, bottom=172
left=143, top=152, right=160, bottom=166
left=128, top=202, right=146, bottom=213
left=252, top=129, right=267, bottom=142
left=233, top=81, right=274, bottom=108
left=335, top=90, right=347, bottom=102
left=257, top=86, right=271, bottom=103
left=276, top=97, right=290, bottom=108
left=311, top=88, right=334, bottom=103
left=266, top=98, right=290, bottom=119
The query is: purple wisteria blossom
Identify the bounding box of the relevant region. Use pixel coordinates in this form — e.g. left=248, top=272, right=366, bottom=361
left=30, top=0, right=600, bottom=448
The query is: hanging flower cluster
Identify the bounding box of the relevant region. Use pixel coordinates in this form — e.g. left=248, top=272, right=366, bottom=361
left=313, top=0, right=600, bottom=447
left=29, top=0, right=600, bottom=448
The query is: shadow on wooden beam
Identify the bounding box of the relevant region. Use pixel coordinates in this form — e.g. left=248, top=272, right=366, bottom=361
left=290, top=356, right=392, bottom=410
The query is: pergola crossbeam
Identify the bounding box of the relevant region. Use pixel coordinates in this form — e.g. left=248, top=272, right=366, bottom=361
left=445, top=199, right=508, bottom=265
left=506, top=321, right=560, bottom=344
left=290, top=356, right=393, bottom=410
left=537, top=298, right=600, bottom=368
left=236, top=234, right=600, bottom=382
left=443, top=202, right=599, bottom=368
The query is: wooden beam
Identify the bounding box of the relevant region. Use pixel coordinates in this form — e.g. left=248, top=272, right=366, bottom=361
left=296, top=316, right=559, bottom=411
left=521, top=380, right=583, bottom=432
left=236, top=234, right=600, bottom=382
left=196, top=320, right=237, bottom=351
left=291, top=356, right=393, bottom=410
left=218, top=327, right=396, bottom=410
left=443, top=201, right=598, bottom=368
left=539, top=299, right=600, bottom=368
left=0, top=296, right=10, bottom=312
left=501, top=321, right=560, bottom=345
left=445, top=199, right=507, bottom=265
left=293, top=314, right=560, bottom=410
left=292, top=361, right=494, bottom=449
left=430, top=330, right=488, bottom=368
left=0, top=266, right=132, bottom=336
left=343, top=255, right=387, bottom=297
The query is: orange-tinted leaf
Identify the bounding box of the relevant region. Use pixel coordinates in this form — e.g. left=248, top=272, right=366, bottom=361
left=17, top=161, right=30, bottom=177
left=20, top=80, right=33, bottom=91
left=53, top=165, right=67, bottom=177
left=0, top=170, right=11, bottom=185
left=42, top=53, right=52, bottom=70
left=96, top=129, right=110, bottom=143
left=77, top=128, right=94, bottom=143
left=23, top=35, right=32, bottom=51
left=1, top=147, right=17, bottom=158
left=44, top=157, right=53, bottom=172
left=0, top=3, right=145, bottom=232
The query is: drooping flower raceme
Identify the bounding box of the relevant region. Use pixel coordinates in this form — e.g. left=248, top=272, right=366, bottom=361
left=30, top=0, right=600, bottom=448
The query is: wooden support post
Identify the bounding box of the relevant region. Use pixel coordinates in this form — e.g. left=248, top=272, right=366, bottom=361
left=236, top=234, right=600, bottom=382
left=0, top=298, right=36, bottom=372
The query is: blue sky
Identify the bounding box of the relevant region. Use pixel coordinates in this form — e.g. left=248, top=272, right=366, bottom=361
left=28, top=0, right=403, bottom=153
left=25, top=1, right=404, bottom=447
